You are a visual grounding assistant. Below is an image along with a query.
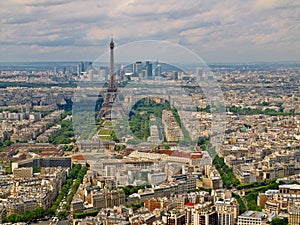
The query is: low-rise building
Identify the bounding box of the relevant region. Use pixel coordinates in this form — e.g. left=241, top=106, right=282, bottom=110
left=289, top=207, right=300, bottom=225
left=237, top=211, right=268, bottom=225
left=71, top=199, right=84, bottom=213
left=13, top=167, right=33, bottom=178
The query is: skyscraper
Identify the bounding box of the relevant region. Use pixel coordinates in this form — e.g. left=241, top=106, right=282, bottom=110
left=146, top=61, right=153, bottom=79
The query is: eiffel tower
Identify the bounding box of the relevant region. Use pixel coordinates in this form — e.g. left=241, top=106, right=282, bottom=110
left=98, top=36, right=125, bottom=120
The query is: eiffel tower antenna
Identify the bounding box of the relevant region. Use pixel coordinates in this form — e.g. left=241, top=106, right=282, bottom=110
left=109, top=34, right=116, bottom=90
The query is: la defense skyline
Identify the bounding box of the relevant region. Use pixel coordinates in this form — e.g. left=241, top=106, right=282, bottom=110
left=1, top=40, right=298, bottom=64
left=0, top=33, right=298, bottom=64
left=0, top=35, right=298, bottom=63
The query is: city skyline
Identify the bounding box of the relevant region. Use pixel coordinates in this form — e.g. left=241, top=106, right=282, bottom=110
left=0, top=42, right=299, bottom=223
left=0, top=2, right=300, bottom=223
left=0, top=0, right=299, bottom=63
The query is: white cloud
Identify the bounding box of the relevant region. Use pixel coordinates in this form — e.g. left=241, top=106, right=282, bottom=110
left=0, top=0, right=299, bottom=62
left=254, top=0, right=284, bottom=10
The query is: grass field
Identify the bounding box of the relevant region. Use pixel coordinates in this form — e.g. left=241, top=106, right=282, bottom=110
left=99, top=135, right=113, bottom=140
left=98, top=128, right=114, bottom=140
left=103, top=121, right=114, bottom=127
left=98, top=129, right=112, bottom=135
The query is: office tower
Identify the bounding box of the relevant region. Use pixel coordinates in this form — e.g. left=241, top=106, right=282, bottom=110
left=146, top=61, right=153, bottom=79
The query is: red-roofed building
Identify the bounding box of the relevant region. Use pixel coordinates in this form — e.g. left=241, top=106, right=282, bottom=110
left=144, top=199, right=163, bottom=212
left=72, top=154, right=86, bottom=165
left=185, top=202, right=196, bottom=207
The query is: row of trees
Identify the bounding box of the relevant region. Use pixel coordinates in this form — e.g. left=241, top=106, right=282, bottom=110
left=232, top=193, right=247, bottom=214
left=129, top=98, right=171, bottom=141
left=213, top=155, right=240, bottom=188
left=122, top=185, right=148, bottom=197
left=129, top=98, right=193, bottom=143
left=198, top=137, right=210, bottom=150
left=243, top=180, right=282, bottom=211
left=0, top=108, right=18, bottom=113
left=45, top=107, right=74, bottom=145
left=237, top=178, right=278, bottom=190
left=271, top=217, right=288, bottom=225
left=5, top=164, right=12, bottom=174
left=0, top=81, right=76, bottom=88
left=212, top=156, right=280, bottom=211
left=114, top=144, right=126, bottom=152
left=49, top=120, right=75, bottom=145
left=58, top=98, right=73, bottom=112
left=0, top=139, right=13, bottom=152
left=129, top=112, right=151, bottom=140
left=229, top=106, right=297, bottom=116
left=245, top=192, right=262, bottom=211
left=5, top=207, right=45, bottom=223
left=30, top=109, right=54, bottom=117
left=197, top=105, right=211, bottom=113
left=48, top=164, right=82, bottom=217
left=62, top=144, right=74, bottom=151
left=57, top=164, right=89, bottom=219
left=6, top=162, right=88, bottom=222
left=234, top=178, right=283, bottom=212
left=73, top=210, right=99, bottom=219
left=171, top=107, right=192, bottom=143
left=124, top=202, right=144, bottom=211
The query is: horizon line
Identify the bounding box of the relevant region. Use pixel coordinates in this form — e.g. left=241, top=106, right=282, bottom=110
left=0, top=60, right=299, bottom=65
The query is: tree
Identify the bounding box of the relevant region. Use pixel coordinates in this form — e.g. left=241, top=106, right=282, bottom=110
left=271, top=218, right=288, bottom=225
left=197, top=105, right=211, bottom=113
left=47, top=207, right=56, bottom=217
left=213, top=155, right=240, bottom=187
left=58, top=210, right=67, bottom=219
left=232, top=193, right=246, bottom=214
left=5, top=165, right=12, bottom=174
left=261, top=101, right=269, bottom=106
left=33, top=167, right=41, bottom=173
left=4, top=206, right=45, bottom=223
left=74, top=210, right=99, bottom=219
left=3, top=139, right=13, bottom=147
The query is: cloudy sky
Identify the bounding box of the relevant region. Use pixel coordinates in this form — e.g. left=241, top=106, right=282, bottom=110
left=0, top=0, right=299, bottom=63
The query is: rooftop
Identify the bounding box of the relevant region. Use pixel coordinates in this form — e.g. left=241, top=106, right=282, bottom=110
left=279, top=184, right=300, bottom=190
left=240, top=211, right=267, bottom=219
